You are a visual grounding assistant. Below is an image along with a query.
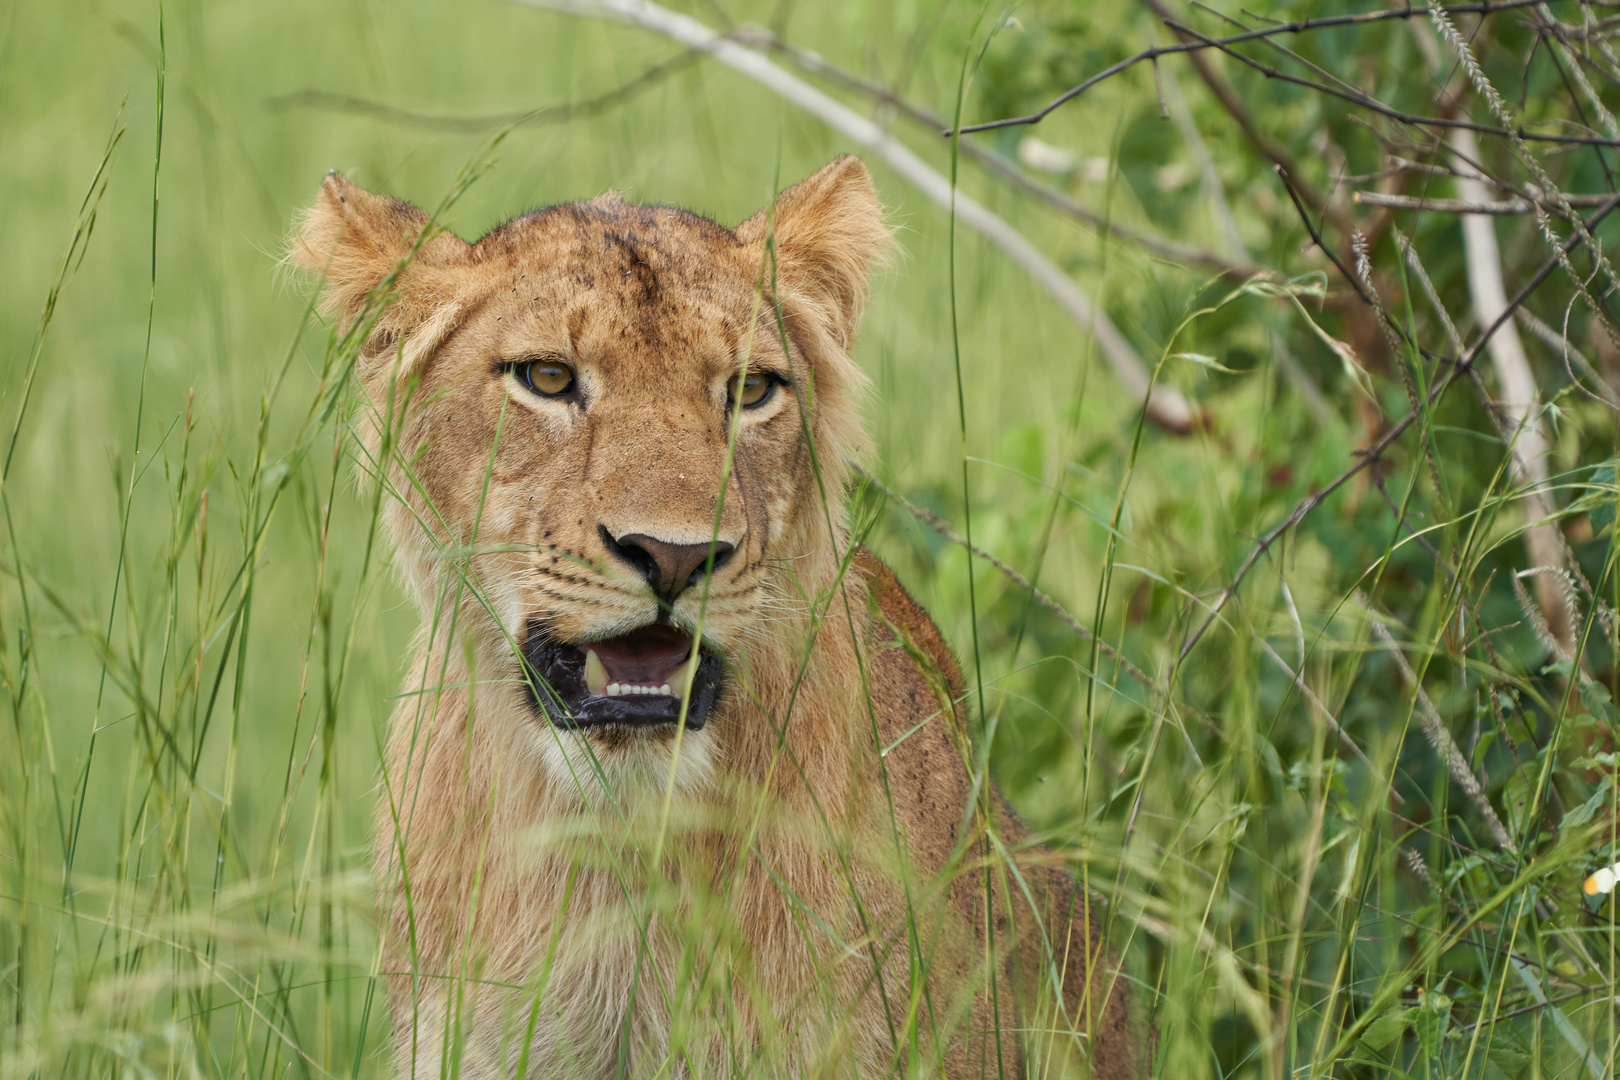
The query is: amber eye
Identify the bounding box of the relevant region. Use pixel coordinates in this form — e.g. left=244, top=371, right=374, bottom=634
left=728, top=371, right=777, bottom=410
left=514, top=359, right=576, bottom=397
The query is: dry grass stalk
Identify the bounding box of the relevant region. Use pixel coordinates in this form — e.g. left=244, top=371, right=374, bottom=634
left=1363, top=600, right=1517, bottom=854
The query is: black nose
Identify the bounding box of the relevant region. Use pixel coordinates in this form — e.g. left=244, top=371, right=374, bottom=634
left=600, top=527, right=735, bottom=603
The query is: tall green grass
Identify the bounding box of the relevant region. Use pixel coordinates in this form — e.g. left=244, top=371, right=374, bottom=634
left=4, top=0, right=1620, bottom=1076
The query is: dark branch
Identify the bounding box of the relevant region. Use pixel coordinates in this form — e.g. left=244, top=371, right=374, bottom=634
left=266, top=47, right=705, bottom=133
left=949, top=0, right=1620, bottom=145
left=1159, top=19, right=1620, bottom=147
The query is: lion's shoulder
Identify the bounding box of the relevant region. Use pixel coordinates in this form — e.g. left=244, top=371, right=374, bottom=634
left=855, top=547, right=967, bottom=713
left=851, top=549, right=977, bottom=863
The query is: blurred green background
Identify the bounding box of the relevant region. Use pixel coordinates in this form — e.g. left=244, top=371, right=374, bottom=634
left=5, top=0, right=1620, bottom=1076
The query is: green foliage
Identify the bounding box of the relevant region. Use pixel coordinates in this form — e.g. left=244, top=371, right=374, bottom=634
left=5, top=0, right=1620, bottom=1077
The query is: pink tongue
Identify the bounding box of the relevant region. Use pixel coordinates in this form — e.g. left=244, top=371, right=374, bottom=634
left=592, top=626, right=693, bottom=684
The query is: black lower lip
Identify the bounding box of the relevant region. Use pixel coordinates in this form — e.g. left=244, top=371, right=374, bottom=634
left=520, top=626, right=722, bottom=732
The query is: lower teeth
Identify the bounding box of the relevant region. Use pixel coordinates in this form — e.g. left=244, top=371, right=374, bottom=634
left=603, top=683, right=674, bottom=697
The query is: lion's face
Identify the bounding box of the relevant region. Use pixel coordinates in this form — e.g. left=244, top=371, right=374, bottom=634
left=393, top=198, right=815, bottom=739
left=295, top=159, right=886, bottom=769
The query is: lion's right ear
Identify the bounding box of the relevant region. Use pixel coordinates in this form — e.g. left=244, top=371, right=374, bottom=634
left=290, top=174, right=471, bottom=335
left=736, top=156, right=891, bottom=353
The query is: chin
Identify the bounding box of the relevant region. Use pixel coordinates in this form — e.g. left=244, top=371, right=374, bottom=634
left=532, top=718, right=721, bottom=807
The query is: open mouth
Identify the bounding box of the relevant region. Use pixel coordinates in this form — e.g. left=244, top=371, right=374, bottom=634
left=521, top=623, right=723, bottom=731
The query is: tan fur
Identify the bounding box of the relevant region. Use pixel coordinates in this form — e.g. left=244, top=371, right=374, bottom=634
left=292, top=157, right=1144, bottom=1078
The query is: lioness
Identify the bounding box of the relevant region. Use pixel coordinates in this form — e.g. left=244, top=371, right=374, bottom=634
left=294, top=157, right=1143, bottom=1078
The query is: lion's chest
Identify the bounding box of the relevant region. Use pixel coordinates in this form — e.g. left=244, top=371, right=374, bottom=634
left=481, top=853, right=885, bottom=1078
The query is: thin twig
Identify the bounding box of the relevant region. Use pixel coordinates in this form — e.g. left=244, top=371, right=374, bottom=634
left=1137, top=0, right=1328, bottom=214
left=1432, top=6, right=1620, bottom=316
left=1161, top=17, right=1620, bottom=148
left=1389, top=154, right=1470, bottom=178
left=265, top=47, right=706, bottom=132
left=852, top=466, right=1165, bottom=702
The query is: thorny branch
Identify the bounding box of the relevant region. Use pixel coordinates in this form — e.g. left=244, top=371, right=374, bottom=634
left=1152, top=18, right=1620, bottom=148
left=848, top=464, right=1413, bottom=784
left=850, top=466, right=1172, bottom=709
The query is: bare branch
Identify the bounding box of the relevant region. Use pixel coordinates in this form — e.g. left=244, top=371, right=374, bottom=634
left=1451, top=126, right=1576, bottom=652
left=732, top=23, right=1261, bottom=275
left=516, top=0, right=1200, bottom=433
left=952, top=1, right=1548, bottom=134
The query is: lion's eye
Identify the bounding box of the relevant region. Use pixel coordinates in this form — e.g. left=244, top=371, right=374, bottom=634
left=514, top=359, right=576, bottom=397
left=728, top=371, right=777, bottom=410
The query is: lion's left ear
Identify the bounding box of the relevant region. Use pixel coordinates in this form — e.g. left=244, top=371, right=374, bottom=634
left=737, top=156, right=890, bottom=351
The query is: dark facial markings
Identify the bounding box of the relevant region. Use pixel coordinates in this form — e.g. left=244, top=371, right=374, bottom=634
left=606, top=231, right=661, bottom=309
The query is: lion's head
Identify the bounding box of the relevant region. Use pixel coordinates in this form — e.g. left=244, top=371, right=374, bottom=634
left=294, top=157, right=888, bottom=786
